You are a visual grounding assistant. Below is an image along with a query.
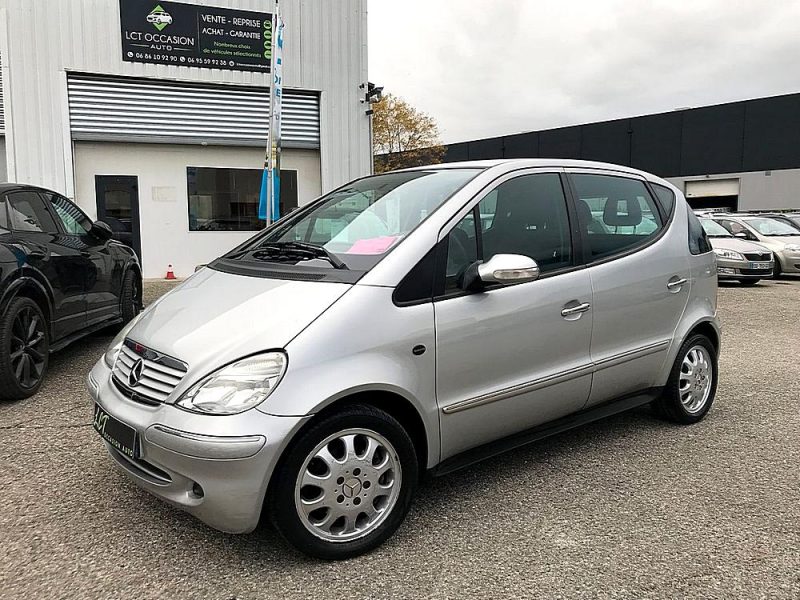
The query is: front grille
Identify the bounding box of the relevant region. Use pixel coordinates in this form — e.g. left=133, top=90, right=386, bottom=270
left=743, top=252, right=772, bottom=261
left=112, top=339, right=187, bottom=404
left=740, top=268, right=772, bottom=275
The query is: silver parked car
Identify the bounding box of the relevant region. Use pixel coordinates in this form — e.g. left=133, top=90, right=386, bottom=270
left=710, top=214, right=800, bottom=277
left=699, top=217, right=773, bottom=284
left=88, top=160, right=721, bottom=559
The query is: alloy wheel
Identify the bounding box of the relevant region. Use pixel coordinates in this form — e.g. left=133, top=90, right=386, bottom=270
left=678, top=345, right=713, bottom=414
left=294, top=428, right=402, bottom=543
left=10, top=307, right=47, bottom=389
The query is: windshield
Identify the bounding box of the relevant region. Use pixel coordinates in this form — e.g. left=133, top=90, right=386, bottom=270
left=741, top=217, right=800, bottom=236
left=700, top=219, right=733, bottom=237
left=222, top=169, right=479, bottom=272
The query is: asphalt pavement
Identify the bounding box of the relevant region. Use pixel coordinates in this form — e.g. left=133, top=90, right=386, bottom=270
left=1, top=278, right=798, bottom=599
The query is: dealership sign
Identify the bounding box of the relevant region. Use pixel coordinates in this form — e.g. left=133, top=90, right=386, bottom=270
left=119, top=0, right=273, bottom=72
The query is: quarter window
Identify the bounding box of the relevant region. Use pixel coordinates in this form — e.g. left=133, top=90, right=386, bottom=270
left=572, top=174, right=663, bottom=260
left=651, top=183, right=676, bottom=219
left=7, top=192, right=58, bottom=233
left=443, top=173, right=573, bottom=292
left=687, top=209, right=713, bottom=254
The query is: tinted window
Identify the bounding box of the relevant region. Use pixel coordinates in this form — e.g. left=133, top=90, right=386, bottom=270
left=49, top=194, right=92, bottom=235
left=443, top=173, right=572, bottom=292
left=8, top=192, right=58, bottom=233
left=651, top=183, right=676, bottom=219
left=572, top=174, right=663, bottom=260
left=188, top=167, right=298, bottom=231
left=688, top=208, right=713, bottom=254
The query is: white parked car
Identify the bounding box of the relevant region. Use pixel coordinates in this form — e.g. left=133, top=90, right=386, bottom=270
left=147, top=11, right=173, bottom=25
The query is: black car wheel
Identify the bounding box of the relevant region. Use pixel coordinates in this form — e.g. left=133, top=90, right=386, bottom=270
left=0, top=297, right=49, bottom=400
left=119, top=270, right=140, bottom=325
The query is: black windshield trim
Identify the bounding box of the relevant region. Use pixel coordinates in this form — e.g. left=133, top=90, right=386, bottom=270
left=208, top=258, right=364, bottom=284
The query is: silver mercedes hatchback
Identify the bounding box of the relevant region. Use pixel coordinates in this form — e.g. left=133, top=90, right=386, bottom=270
left=88, top=160, right=721, bottom=559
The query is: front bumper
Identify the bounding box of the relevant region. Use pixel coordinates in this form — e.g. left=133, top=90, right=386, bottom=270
left=87, top=359, right=310, bottom=534
left=715, top=257, right=773, bottom=279
left=775, top=251, right=800, bottom=274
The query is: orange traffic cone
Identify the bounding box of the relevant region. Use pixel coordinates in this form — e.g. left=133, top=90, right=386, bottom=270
left=165, top=264, right=177, bottom=280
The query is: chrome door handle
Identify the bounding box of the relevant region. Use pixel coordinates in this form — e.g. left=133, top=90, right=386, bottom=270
left=667, top=278, right=688, bottom=289
left=561, top=302, right=591, bottom=317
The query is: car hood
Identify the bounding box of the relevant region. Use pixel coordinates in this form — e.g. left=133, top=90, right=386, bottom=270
left=752, top=235, right=800, bottom=250
left=127, top=268, right=351, bottom=389
left=708, top=237, right=771, bottom=254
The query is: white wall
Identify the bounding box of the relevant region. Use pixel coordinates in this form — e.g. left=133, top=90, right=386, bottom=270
left=667, top=168, right=800, bottom=210
left=73, top=142, right=321, bottom=278
left=0, top=0, right=369, bottom=194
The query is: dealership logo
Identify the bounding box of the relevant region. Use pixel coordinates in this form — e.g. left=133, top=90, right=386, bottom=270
left=146, top=5, right=173, bottom=31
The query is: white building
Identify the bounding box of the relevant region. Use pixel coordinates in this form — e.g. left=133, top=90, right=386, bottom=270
left=0, top=0, right=370, bottom=277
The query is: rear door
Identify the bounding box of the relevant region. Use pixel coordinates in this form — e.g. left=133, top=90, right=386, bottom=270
left=434, top=170, right=594, bottom=460
left=46, top=193, right=119, bottom=326
left=6, top=190, right=86, bottom=339
left=568, top=171, right=690, bottom=406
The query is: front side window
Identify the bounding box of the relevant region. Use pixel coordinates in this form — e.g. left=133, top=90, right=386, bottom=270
left=740, top=217, right=800, bottom=236
left=49, top=194, right=92, bottom=235
left=716, top=219, right=757, bottom=240
left=7, top=192, right=58, bottom=233
left=700, top=218, right=733, bottom=237
left=188, top=167, right=298, bottom=232
left=572, top=174, right=663, bottom=260
left=222, top=169, right=479, bottom=272
left=443, top=173, right=573, bottom=292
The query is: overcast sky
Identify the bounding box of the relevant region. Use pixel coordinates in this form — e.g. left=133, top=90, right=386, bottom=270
left=368, top=0, right=800, bottom=144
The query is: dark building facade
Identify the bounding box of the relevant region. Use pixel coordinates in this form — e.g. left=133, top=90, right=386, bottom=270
left=442, top=92, right=800, bottom=210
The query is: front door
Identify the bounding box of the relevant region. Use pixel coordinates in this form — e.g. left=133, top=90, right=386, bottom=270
left=434, top=171, right=594, bottom=460
left=95, top=176, right=141, bottom=262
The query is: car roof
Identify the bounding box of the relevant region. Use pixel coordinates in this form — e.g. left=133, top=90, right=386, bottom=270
left=396, top=159, right=671, bottom=185
left=0, top=182, right=58, bottom=194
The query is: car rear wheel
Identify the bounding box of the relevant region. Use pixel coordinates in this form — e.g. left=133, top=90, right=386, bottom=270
left=269, top=404, right=418, bottom=560
left=653, top=334, right=717, bottom=424
left=0, top=297, right=49, bottom=400
left=738, top=279, right=760, bottom=285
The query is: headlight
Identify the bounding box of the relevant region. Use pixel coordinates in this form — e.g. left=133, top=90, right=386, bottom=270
left=103, top=312, right=145, bottom=368
left=713, top=248, right=745, bottom=261
left=784, top=244, right=800, bottom=252
left=176, top=352, right=287, bottom=415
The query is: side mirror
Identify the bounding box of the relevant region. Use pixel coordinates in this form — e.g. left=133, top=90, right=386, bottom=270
left=734, top=232, right=749, bottom=239
left=460, top=254, right=540, bottom=291
left=91, top=220, right=114, bottom=241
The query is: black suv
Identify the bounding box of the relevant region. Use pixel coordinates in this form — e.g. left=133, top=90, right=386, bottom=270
left=0, top=184, right=142, bottom=399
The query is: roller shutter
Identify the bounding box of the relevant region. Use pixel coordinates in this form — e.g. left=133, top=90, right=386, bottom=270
left=67, top=73, right=319, bottom=148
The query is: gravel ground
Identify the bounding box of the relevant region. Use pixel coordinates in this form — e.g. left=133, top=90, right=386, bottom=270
left=0, top=278, right=798, bottom=599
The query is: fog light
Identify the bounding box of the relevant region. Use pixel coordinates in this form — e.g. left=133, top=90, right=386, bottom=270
left=718, top=267, right=735, bottom=275
left=191, top=482, right=204, bottom=498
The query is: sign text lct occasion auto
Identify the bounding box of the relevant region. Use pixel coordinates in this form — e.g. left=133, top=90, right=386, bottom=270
left=119, top=0, right=273, bottom=72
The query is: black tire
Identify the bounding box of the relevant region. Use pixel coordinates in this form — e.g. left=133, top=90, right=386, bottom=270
left=269, top=404, right=418, bottom=560
left=119, top=270, right=140, bottom=326
left=738, top=279, right=760, bottom=285
left=773, top=258, right=783, bottom=279
left=0, top=297, right=49, bottom=400
left=653, top=334, right=717, bottom=424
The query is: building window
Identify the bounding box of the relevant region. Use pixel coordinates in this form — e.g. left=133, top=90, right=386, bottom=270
left=187, top=167, right=299, bottom=232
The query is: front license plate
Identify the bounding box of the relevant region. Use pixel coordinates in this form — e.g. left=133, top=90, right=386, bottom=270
left=749, top=262, right=771, bottom=270
left=93, top=404, right=137, bottom=459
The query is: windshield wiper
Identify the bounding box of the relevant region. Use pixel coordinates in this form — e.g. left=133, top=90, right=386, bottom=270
left=252, top=241, right=349, bottom=270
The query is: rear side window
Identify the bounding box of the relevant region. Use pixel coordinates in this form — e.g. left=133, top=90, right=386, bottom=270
left=687, top=208, right=712, bottom=255
left=571, top=174, right=663, bottom=260
left=651, top=183, right=676, bottom=219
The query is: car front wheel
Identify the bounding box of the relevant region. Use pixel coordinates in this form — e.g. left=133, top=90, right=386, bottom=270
left=119, top=270, right=140, bottom=326
left=269, top=404, right=418, bottom=560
